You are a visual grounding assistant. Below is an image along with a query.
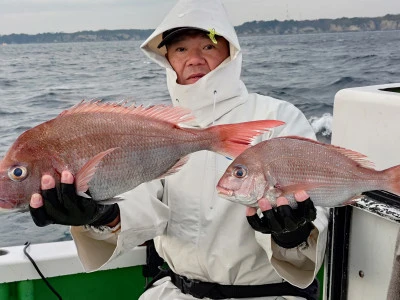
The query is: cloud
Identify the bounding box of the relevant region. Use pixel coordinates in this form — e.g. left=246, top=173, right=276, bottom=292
left=0, top=0, right=175, bottom=34
left=0, top=0, right=173, bottom=14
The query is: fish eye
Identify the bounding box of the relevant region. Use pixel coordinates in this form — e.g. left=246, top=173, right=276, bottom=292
left=8, top=166, right=28, bottom=182
left=233, top=165, right=247, bottom=178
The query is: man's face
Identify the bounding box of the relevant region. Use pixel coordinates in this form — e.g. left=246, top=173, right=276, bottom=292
left=166, top=33, right=230, bottom=85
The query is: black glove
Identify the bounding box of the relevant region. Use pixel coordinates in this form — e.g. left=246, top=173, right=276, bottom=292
left=30, top=181, right=120, bottom=227
left=247, top=198, right=316, bottom=248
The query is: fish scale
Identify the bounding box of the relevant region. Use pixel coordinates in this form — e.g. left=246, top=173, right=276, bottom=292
left=217, top=136, right=400, bottom=208
left=0, top=101, right=284, bottom=209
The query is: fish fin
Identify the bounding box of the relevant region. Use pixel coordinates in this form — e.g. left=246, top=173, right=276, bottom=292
left=157, top=156, right=190, bottom=179
left=343, top=195, right=363, bottom=206
left=207, top=120, right=285, bottom=158
left=332, top=147, right=375, bottom=169
left=59, top=100, right=195, bottom=125
left=77, top=191, right=92, bottom=199
left=266, top=171, right=277, bottom=188
left=75, top=148, right=119, bottom=194
left=383, top=165, right=400, bottom=197
left=284, top=135, right=375, bottom=169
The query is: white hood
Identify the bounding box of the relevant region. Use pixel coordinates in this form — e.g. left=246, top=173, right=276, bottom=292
left=140, top=0, right=248, bottom=127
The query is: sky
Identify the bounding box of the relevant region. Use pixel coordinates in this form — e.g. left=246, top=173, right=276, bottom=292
left=1, top=0, right=400, bottom=35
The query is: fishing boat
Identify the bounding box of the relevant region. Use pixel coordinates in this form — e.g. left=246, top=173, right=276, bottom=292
left=323, top=83, right=400, bottom=300
left=0, top=83, right=399, bottom=299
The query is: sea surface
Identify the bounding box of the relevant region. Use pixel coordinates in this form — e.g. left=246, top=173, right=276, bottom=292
left=0, top=30, right=400, bottom=247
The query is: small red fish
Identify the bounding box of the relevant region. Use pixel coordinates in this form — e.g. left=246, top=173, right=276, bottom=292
left=217, top=136, right=400, bottom=208
left=0, top=101, right=284, bottom=210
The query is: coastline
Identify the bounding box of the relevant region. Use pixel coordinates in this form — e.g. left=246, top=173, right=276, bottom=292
left=1, top=13, right=399, bottom=44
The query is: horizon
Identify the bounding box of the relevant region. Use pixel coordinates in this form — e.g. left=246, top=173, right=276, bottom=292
left=1, top=12, right=399, bottom=37
left=1, top=0, right=400, bottom=35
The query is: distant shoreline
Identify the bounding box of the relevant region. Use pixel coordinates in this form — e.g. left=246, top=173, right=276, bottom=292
left=1, top=13, right=399, bottom=44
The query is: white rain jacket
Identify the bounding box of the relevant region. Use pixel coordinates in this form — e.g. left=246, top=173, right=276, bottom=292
left=71, top=0, right=329, bottom=299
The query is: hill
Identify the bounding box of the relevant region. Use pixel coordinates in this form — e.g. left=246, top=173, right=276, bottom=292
left=0, top=29, right=153, bottom=44
left=235, top=14, right=400, bottom=35
left=1, top=14, right=399, bottom=44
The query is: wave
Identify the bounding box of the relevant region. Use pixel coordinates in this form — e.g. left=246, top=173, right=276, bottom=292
left=0, top=212, right=71, bottom=247
left=0, top=110, right=25, bottom=116
left=136, top=75, right=157, bottom=80
left=309, top=113, right=333, bottom=143
left=297, top=102, right=333, bottom=115
left=389, top=57, right=400, bottom=64
left=309, top=113, right=332, bottom=136
left=330, top=76, right=356, bottom=86
left=346, top=54, right=378, bottom=61
left=0, top=78, right=18, bottom=87
left=26, top=91, right=58, bottom=101
left=327, top=76, right=371, bottom=89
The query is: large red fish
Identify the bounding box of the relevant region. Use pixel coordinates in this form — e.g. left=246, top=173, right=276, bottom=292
left=217, top=136, right=400, bottom=208
left=0, top=101, right=284, bottom=210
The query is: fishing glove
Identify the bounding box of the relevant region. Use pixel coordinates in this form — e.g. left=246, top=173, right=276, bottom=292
left=30, top=182, right=119, bottom=227
left=247, top=198, right=316, bottom=248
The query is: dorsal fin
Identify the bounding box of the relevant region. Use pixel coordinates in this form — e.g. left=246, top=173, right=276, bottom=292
left=58, top=100, right=195, bottom=125
left=284, top=136, right=376, bottom=169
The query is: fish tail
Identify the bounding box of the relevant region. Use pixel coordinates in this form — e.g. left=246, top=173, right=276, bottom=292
left=207, top=120, right=284, bottom=158
left=384, top=165, right=400, bottom=196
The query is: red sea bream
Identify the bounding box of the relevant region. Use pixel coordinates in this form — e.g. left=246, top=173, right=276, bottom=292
left=217, top=136, right=400, bottom=208
left=0, top=101, right=284, bottom=210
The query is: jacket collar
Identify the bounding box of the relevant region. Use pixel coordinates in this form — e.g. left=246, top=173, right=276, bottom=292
left=166, top=54, right=248, bottom=128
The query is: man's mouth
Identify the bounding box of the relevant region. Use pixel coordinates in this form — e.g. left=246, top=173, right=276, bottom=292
left=187, top=73, right=205, bottom=81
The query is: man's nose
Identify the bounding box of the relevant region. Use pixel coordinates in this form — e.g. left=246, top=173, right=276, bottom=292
left=187, top=49, right=206, bottom=65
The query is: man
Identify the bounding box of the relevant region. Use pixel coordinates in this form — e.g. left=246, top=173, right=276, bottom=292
left=30, top=0, right=329, bottom=299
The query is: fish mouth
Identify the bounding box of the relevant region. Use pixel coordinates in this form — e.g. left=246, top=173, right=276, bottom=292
left=216, top=186, right=259, bottom=207
left=216, top=185, right=234, bottom=198
left=0, top=199, right=20, bottom=210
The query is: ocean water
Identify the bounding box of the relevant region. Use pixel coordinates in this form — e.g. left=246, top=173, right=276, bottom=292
left=0, top=30, right=400, bottom=247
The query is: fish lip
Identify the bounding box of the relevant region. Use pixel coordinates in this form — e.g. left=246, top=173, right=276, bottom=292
left=216, top=185, right=234, bottom=197
left=0, top=199, right=18, bottom=210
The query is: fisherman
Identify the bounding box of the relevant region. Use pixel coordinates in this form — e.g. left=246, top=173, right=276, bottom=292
left=29, top=0, right=329, bottom=299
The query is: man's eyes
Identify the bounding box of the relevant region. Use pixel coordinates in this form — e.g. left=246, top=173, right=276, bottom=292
left=173, top=44, right=215, bottom=53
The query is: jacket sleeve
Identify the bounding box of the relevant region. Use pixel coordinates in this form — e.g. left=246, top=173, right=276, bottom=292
left=255, top=207, right=329, bottom=288
left=70, top=180, right=169, bottom=271
left=255, top=99, right=330, bottom=288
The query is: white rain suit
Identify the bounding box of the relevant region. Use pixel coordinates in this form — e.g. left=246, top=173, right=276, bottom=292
left=71, top=0, right=329, bottom=299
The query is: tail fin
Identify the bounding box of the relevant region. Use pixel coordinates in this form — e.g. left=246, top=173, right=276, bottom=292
left=207, top=120, right=285, bottom=158
left=385, top=165, right=400, bottom=196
